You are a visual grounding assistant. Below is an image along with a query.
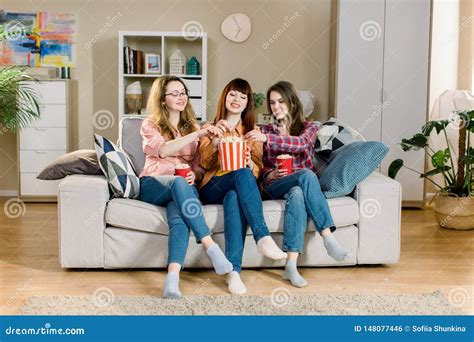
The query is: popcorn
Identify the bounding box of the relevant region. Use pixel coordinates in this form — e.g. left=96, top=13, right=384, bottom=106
left=276, top=154, right=292, bottom=159
left=220, top=136, right=244, bottom=143
left=175, top=163, right=190, bottom=169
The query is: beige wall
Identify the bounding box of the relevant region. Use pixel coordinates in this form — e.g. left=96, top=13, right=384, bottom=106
left=0, top=0, right=334, bottom=192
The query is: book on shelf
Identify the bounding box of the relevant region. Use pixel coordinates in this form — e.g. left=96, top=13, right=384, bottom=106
left=123, top=46, right=144, bottom=74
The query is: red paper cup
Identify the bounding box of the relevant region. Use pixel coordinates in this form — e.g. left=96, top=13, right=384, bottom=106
left=175, top=166, right=191, bottom=178
left=277, top=155, right=293, bottom=175
left=218, top=140, right=247, bottom=171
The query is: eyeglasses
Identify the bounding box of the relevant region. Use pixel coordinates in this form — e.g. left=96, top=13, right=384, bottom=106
left=165, top=91, right=188, bottom=98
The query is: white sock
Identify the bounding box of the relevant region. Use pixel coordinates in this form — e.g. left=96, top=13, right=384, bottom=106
left=257, top=236, right=287, bottom=260
left=226, top=271, right=247, bottom=295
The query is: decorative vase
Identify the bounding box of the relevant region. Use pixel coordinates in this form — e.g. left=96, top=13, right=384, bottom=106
left=125, top=81, right=142, bottom=114
left=432, top=193, right=474, bottom=230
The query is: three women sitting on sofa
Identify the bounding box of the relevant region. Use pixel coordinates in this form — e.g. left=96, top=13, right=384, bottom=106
left=139, top=75, right=348, bottom=298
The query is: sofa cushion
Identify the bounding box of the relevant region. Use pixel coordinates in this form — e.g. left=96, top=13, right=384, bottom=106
left=320, top=141, right=389, bottom=199
left=94, top=134, right=140, bottom=199
left=37, top=149, right=103, bottom=180
left=119, top=117, right=146, bottom=175
left=105, top=196, right=360, bottom=236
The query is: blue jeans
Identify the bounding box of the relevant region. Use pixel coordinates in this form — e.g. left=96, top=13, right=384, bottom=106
left=223, top=186, right=306, bottom=272
left=200, top=168, right=271, bottom=271
left=139, top=176, right=211, bottom=266
left=263, top=169, right=335, bottom=236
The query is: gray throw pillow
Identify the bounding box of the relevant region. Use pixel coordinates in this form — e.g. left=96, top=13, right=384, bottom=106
left=37, top=149, right=103, bottom=180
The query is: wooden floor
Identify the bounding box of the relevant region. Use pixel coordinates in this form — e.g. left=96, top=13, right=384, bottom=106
left=0, top=199, right=472, bottom=314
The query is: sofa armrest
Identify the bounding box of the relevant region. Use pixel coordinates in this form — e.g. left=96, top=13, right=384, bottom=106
left=354, top=172, right=401, bottom=264
left=58, top=175, right=110, bottom=268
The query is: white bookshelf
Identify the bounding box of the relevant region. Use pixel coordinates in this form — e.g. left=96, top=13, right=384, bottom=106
left=118, top=31, right=208, bottom=122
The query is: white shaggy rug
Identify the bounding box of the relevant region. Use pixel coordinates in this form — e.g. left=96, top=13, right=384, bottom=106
left=19, top=290, right=462, bottom=315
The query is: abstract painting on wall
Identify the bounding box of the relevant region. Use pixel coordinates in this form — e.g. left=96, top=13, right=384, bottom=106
left=0, top=10, right=76, bottom=67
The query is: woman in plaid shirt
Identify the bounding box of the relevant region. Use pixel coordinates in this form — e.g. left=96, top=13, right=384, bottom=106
left=245, top=81, right=348, bottom=287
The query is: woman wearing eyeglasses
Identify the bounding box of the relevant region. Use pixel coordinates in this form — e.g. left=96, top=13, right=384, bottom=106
left=199, top=78, right=287, bottom=295
left=139, top=76, right=232, bottom=299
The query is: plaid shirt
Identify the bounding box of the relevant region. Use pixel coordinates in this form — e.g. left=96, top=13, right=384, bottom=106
left=261, top=121, right=319, bottom=184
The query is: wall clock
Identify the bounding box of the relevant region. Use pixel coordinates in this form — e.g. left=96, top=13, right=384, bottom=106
left=221, top=13, right=251, bottom=43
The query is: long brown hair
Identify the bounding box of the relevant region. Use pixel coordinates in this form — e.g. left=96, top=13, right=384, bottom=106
left=266, top=81, right=305, bottom=136
left=146, top=75, right=197, bottom=139
left=214, top=78, right=255, bottom=133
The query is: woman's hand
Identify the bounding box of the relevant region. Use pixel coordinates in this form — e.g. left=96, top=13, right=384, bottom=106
left=245, top=129, right=267, bottom=142
left=245, top=146, right=254, bottom=169
left=267, top=168, right=288, bottom=180
left=185, top=171, right=196, bottom=185
left=196, top=125, right=221, bottom=138
left=216, top=120, right=231, bottom=135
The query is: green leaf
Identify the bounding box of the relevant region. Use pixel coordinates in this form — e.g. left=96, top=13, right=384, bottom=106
left=431, top=149, right=449, bottom=169
left=421, top=166, right=452, bottom=178
left=400, top=134, right=428, bottom=151
left=388, top=159, right=404, bottom=179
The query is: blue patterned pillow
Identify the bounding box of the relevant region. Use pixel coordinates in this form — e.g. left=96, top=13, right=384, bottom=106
left=94, top=134, right=140, bottom=199
left=320, top=141, right=388, bottom=199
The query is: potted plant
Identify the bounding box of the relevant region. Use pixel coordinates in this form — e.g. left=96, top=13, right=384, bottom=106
left=0, top=66, right=41, bottom=133
left=388, top=110, right=474, bottom=230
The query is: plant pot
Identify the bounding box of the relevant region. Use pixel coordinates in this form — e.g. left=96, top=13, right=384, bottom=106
left=433, top=193, right=474, bottom=230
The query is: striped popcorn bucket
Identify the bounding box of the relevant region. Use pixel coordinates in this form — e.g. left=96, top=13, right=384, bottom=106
left=218, top=140, right=247, bottom=171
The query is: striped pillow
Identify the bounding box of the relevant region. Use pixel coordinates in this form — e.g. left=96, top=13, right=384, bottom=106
left=320, top=141, right=388, bottom=199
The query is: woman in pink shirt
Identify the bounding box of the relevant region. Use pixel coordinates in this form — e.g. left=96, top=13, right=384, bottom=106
left=138, top=76, right=232, bottom=299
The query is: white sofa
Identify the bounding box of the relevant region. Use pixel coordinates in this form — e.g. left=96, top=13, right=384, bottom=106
left=58, top=117, right=401, bottom=269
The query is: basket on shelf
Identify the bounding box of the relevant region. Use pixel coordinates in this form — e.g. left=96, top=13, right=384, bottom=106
left=169, top=49, right=186, bottom=74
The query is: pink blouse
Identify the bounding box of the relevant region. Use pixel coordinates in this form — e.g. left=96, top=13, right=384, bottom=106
left=139, top=118, right=203, bottom=178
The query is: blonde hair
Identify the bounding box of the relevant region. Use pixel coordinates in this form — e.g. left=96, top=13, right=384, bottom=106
left=147, top=75, right=197, bottom=139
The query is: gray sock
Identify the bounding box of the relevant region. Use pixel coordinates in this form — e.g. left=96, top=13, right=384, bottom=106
left=206, top=243, right=233, bottom=275
left=163, top=271, right=182, bottom=299
left=323, top=234, right=348, bottom=261
left=283, top=259, right=308, bottom=287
